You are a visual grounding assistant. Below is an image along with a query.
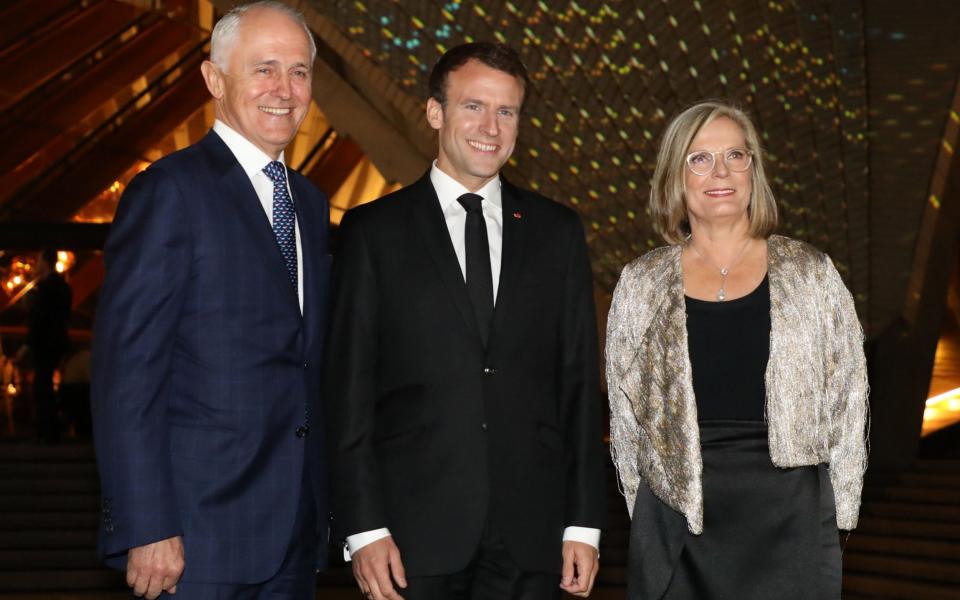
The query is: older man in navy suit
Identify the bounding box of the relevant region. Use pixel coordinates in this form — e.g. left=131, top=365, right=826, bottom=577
left=92, top=2, right=330, bottom=598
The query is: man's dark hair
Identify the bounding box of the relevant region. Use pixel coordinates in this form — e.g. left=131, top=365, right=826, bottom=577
left=428, top=42, right=529, bottom=109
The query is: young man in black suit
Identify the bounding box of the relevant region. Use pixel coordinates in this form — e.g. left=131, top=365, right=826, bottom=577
left=327, top=42, right=606, bottom=600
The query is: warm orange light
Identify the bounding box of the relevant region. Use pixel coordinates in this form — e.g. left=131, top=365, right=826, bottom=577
left=12, top=275, right=22, bottom=285
left=4, top=384, right=15, bottom=396
left=54, top=250, right=75, bottom=274
left=923, top=386, right=960, bottom=436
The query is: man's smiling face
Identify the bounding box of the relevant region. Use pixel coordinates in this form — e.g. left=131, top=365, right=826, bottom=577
left=427, top=59, right=524, bottom=191
left=202, top=6, right=313, bottom=159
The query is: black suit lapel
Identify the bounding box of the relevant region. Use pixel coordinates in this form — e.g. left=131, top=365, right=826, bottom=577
left=201, top=133, right=300, bottom=316
left=409, top=175, right=483, bottom=346
left=489, top=180, right=526, bottom=347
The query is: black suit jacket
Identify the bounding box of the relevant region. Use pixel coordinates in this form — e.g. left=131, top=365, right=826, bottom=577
left=92, top=132, right=331, bottom=583
left=326, top=173, right=606, bottom=575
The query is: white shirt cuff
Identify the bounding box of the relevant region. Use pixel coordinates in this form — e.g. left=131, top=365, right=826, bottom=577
left=563, top=526, right=601, bottom=549
left=343, top=528, right=392, bottom=561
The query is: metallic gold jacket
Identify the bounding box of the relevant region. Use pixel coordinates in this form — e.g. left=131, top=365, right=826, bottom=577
left=606, top=235, right=868, bottom=534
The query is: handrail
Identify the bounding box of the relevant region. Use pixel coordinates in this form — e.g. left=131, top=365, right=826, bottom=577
left=5, top=36, right=210, bottom=214
left=0, top=0, right=91, bottom=61
left=295, top=126, right=336, bottom=173
left=0, top=10, right=160, bottom=129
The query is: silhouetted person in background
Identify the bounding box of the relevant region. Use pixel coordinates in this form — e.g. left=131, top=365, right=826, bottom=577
left=60, top=345, right=91, bottom=439
left=21, top=248, right=72, bottom=443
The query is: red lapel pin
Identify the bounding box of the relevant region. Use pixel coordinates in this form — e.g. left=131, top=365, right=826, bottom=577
left=513, top=211, right=522, bottom=219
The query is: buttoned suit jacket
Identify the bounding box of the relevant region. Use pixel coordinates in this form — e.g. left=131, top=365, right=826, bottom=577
left=325, top=173, right=607, bottom=576
left=92, top=131, right=331, bottom=584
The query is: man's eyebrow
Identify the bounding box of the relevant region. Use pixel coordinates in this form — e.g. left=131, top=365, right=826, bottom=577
left=461, top=98, right=519, bottom=111
left=250, top=59, right=312, bottom=70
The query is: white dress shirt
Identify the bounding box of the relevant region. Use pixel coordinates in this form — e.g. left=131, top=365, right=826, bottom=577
left=213, top=120, right=303, bottom=312
left=345, top=162, right=600, bottom=559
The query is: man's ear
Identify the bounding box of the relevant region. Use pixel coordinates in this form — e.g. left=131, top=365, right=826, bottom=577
left=426, top=97, right=444, bottom=131
left=201, top=61, right=224, bottom=99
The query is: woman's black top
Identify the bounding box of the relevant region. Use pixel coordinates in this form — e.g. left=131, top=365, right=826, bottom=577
left=685, top=275, right=770, bottom=421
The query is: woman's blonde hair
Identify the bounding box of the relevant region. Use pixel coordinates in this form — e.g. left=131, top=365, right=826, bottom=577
left=649, top=101, right=778, bottom=244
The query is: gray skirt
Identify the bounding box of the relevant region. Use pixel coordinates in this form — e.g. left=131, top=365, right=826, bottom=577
left=628, top=420, right=842, bottom=600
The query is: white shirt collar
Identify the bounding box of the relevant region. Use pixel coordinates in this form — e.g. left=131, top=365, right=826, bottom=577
left=213, top=120, right=285, bottom=178
left=430, top=161, right=502, bottom=213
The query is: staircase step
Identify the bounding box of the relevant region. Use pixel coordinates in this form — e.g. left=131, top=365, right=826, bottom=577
left=0, top=529, right=97, bottom=549
left=844, top=552, right=960, bottom=584
left=0, top=462, right=98, bottom=478
left=0, top=548, right=102, bottom=570
left=857, top=516, right=960, bottom=540
left=0, top=568, right=125, bottom=591
left=0, top=443, right=95, bottom=462
left=865, top=485, right=960, bottom=504
left=872, top=472, right=960, bottom=489
left=843, top=572, right=960, bottom=600
left=0, top=477, right=99, bottom=494
left=860, top=501, right=960, bottom=522
left=0, top=511, right=98, bottom=530
left=0, top=493, right=99, bottom=512
left=0, top=593, right=132, bottom=600
left=913, top=460, right=960, bottom=474
left=846, top=534, right=960, bottom=560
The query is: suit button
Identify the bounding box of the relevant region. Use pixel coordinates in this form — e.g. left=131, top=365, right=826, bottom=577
left=482, top=367, right=497, bottom=375
left=303, top=362, right=308, bottom=370
left=481, top=422, right=488, bottom=431
left=295, top=426, right=308, bottom=438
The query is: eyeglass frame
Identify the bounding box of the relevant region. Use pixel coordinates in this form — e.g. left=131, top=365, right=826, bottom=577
left=684, top=148, right=754, bottom=176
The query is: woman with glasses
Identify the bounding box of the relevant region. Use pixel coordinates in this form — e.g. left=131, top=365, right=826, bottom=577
left=606, top=100, right=868, bottom=599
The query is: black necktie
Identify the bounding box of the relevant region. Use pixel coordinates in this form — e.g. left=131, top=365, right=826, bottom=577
left=457, top=193, right=494, bottom=346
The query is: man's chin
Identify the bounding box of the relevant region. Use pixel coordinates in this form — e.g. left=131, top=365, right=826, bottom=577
left=469, top=160, right=508, bottom=180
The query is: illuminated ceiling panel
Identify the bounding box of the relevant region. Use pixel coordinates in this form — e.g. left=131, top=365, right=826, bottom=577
left=312, top=0, right=870, bottom=315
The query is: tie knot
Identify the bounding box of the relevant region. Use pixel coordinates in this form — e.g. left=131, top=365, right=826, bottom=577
left=457, top=193, right=484, bottom=214
left=263, top=161, right=286, bottom=184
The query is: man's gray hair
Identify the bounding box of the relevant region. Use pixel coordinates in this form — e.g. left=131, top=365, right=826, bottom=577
left=210, top=1, right=317, bottom=68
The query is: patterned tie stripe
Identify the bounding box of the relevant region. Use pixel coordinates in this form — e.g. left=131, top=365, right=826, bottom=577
left=263, top=161, right=298, bottom=290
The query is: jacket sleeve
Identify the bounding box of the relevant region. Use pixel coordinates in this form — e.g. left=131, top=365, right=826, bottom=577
left=820, top=254, right=869, bottom=530
left=324, top=209, right=387, bottom=539
left=91, top=167, right=190, bottom=557
left=605, top=259, right=645, bottom=518
left=557, top=216, right=607, bottom=529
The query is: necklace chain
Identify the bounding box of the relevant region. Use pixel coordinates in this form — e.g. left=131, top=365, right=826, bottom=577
left=688, top=238, right=752, bottom=301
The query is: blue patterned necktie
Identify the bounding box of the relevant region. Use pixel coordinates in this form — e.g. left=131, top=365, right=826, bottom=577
left=263, top=161, right=298, bottom=289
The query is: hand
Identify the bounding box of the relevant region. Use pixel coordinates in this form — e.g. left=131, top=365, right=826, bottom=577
left=127, top=536, right=185, bottom=599
left=560, top=540, right=599, bottom=597
left=352, top=536, right=407, bottom=600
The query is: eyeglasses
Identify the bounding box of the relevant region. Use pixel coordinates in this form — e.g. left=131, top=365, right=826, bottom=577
left=685, top=148, right=753, bottom=176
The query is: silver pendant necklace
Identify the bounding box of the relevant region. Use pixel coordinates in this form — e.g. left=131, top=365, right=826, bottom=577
left=688, top=238, right=752, bottom=301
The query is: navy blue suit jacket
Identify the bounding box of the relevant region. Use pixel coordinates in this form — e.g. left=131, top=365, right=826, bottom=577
left=92, top=131, right=331, bottom=584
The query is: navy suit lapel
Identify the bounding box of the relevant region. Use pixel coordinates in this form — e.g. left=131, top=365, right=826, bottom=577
left=289, top=173, right=321, bottom=349
left=490, top=180, right=525, bottom=345
left=409, top=174, right=483, bottom=346
left=201, top=133, right=300, bottom=316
